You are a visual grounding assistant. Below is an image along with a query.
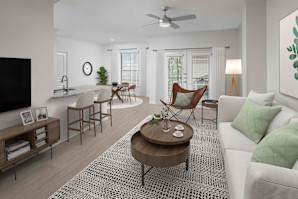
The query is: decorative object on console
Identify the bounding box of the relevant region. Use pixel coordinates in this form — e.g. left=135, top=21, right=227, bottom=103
left=280, top=9, right=298, bottom=98
left=247, top=90, right=275, bottom=106
left=6, top=140, right=30, bottom=161
left=231, top=99, right=281, bottom=143
left=82, top=62, right=93, bottom=76
left=34, top=107, right=48, bottom=121
left=251, top=122, right=298, bottom=168
left=225, top=59, right=242, bottom=96
left=112, top=82, right=118, bottom=86
left=96, top=66, right=108, bottom=85
left=20, top=110, right=34, bottom=126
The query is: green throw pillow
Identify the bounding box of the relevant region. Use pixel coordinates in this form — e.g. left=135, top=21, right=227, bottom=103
left=251, top=122, right=298, bottom=168
left=231, top=99, right=281, bottom=143
left=173, top=92, right=194, bottom=106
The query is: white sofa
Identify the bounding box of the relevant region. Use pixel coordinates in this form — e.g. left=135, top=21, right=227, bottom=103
left=218, top=95, right=298, bottom=199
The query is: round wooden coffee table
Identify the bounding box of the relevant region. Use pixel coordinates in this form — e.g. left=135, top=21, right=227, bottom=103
left=131, top=120, right=193, bottom=186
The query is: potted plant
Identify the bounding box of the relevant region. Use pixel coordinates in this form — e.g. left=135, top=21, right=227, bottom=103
left=96, top=66, right=108, bottom=85
left=148, top=106, right=171, bottom=132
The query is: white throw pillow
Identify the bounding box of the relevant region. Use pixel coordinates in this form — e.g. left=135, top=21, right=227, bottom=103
left=290, top=118, right=298, bottom=124
left=292, top=160, right=298, bottom=170
left=247, top=90, right=275, bottom=106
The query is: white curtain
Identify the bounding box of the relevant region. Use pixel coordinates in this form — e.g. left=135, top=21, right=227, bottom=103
left=155, top=51, right=165, bottom=103
left=111, top=50, right=121, bottom=83
left=138, top=49, right=147, bottom=96
left=210, top=47, right=226, bottom=100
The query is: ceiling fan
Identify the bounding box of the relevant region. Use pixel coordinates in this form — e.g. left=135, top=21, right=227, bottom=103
left=144, top=6, right=197, bottom=29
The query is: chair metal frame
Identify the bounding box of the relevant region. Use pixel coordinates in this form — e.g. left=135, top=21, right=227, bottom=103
left=160, top=83, right=207, bottom=123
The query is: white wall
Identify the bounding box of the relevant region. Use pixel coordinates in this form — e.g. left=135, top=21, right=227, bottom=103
left=242, top=0, right=267, bottom=95
left=55, top=37, right=104, bottom=87
left=0, top=0, right=54, bottom=128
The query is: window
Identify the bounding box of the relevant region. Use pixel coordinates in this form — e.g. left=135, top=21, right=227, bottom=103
left=121, top=52, right=139, bottom=85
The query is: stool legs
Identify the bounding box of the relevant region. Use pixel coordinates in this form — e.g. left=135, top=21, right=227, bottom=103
left=93, top=105, right=96, bottom=137
left=67, top=107, right=70, bottom=142
left=79, top=109, right=82, bottom=145
left=110, top=101, right=112, bottom=127
left=100, top=103, right=102, bottom=133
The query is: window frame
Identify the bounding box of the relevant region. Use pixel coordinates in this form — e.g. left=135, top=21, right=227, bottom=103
left=120, top=51, right=140, bottom=86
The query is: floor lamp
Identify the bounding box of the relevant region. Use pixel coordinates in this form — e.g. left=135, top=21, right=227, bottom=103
left=225, top=59, right=242, bottom=96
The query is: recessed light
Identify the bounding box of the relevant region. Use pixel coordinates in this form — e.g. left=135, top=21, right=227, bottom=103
left=110, top=38, right=115, bottom=42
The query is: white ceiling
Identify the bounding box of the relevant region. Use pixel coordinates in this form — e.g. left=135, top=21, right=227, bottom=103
left=54, top=0, right=243, bottom=44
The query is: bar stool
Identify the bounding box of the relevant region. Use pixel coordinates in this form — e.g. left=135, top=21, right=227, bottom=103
left=91, top=87, right=112, bottom=132
left=67, top=92, right=96, bottom=145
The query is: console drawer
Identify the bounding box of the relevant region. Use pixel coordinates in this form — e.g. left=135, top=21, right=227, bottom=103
left=0, top=140, right=4, bottom=147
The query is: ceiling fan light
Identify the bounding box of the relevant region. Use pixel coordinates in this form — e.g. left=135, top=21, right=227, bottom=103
left=159, top=22, right=171, bottom=28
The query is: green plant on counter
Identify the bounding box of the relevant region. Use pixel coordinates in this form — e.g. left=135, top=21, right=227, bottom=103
left=96, top=66, right=108, bottom=85
left=286, top=15, right=298, bottom=80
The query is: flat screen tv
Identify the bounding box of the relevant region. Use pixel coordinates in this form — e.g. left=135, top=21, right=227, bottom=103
left=0, top=58, right=31, bottom=113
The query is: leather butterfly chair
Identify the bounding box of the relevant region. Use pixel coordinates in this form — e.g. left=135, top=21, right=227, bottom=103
left=160, top=83, right=207, bottom=123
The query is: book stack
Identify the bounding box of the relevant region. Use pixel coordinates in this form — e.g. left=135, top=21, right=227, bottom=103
left=35, top=127, right=47, bottom=148
left=6, top=140, right=30, bottom=160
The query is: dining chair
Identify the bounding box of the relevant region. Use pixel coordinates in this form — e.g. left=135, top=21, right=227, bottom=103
left=123, top=85, right=136, bottom=103
left=90, top=87, right=112, bottom=132
left=121, top=82, right=129, bottom=97
left=67, top=92, right=96, bottom=145
left=160, top=83, right=207, bottom=123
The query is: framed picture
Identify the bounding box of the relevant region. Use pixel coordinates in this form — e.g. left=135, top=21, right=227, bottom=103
left=280, top=8, right=298, bottom=98
left=20, top=110, right=34, bottom=126
left=34, top=107, right=48, bottom=121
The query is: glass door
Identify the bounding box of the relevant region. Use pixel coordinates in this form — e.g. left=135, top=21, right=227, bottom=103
left=166, top=53, right=186, bottom=102
left=191, top=55, right=210, bottom=101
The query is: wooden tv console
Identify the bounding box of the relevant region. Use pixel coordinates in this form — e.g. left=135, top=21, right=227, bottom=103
left=0, top=117, right=60, bottom=180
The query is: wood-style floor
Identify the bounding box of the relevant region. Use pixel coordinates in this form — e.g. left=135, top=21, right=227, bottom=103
left=0, top=97, right=214, bottom=199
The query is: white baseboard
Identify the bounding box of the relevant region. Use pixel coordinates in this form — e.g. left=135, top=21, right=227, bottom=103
left=149, top=100, right=156, bottom=104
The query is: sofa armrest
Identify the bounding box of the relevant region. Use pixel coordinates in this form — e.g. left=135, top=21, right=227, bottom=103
left=218, top=95, right=247, bottom=123
left=244, top=162, right=298, bottom=199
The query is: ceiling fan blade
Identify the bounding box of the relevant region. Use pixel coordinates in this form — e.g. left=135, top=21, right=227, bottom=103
left=170, top=23, right=180, bottom=29
left=143, top=22, right=159, bottom=27
left=171, top=14, right=197, bottom=21
left=146, top=14, right=160, bottom=19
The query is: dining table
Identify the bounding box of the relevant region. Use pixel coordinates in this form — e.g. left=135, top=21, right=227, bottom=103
left=110, top=84, right=129, bottom=103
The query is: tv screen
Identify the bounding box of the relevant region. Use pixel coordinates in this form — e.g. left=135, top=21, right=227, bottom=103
left=0, top=58, right=31, bottom=113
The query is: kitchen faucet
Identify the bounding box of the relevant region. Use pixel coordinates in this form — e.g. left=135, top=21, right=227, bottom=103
left=61, top=75, right=69, bottom=91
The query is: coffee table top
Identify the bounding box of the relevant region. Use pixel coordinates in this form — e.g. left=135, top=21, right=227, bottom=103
left=140, top=120, right=193, bottom=146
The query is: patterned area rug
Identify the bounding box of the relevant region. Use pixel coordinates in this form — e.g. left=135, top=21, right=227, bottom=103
left=50, top=117, right=229, bottom=199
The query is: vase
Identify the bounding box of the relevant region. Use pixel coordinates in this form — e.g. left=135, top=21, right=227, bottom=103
left=161, top=119, right=171, bottom=132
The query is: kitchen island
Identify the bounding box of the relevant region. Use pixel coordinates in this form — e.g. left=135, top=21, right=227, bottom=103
left=52, top=85, right=107, bottom=99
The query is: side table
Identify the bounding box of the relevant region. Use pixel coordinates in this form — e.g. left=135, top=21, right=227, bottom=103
left=201, top=100, right=218, bottom=127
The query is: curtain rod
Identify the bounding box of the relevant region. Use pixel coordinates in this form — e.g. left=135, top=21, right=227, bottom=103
left=152, top=46, right=230, bottom=52
left=107, top=47, right=149, bottom=51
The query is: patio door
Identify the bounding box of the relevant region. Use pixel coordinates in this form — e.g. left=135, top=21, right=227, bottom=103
left=165, top=51, right=210, bottom=103
left=165, top=52, right=186, bottom=102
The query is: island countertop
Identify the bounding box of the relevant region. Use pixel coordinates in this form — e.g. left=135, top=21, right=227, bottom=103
left=51, top=85, right=107, bottom=99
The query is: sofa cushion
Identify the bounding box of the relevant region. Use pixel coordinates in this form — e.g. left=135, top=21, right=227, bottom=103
left=218, top=122, right=257, bottom=153
left=231, top=99, right=282, bottom=143
left=252, top=122, right=298, bottom=168
left=224, top=149, right=252, bottom=199
left=266, top=105, right=298, bottom=135
left=248, top=90, right=275, bottom=106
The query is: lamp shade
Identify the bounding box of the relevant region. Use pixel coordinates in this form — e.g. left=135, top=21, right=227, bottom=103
left=225, top=59, right=242, bottom=74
